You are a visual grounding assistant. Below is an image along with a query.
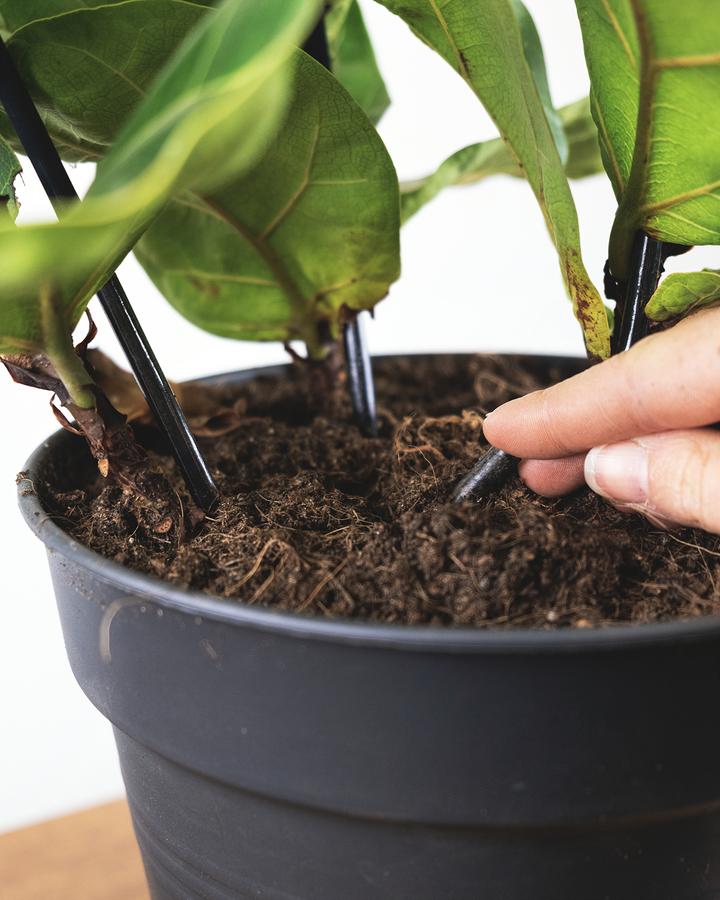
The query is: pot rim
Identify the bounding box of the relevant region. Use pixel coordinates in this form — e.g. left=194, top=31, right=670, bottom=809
left=18, top=356, right=720, bottom=655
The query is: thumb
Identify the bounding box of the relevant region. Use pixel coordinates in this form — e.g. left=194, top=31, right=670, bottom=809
left=584, top=430, right=720, bottom=533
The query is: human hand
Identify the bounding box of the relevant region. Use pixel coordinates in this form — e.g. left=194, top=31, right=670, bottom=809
left=483, top=307, right=720, bottom=533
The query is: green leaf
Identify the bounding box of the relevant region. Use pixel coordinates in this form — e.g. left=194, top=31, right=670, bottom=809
left=511, top=0, right=567, bottom=163
left=563, top=96, right=604, bottom=179
left=0, top=222, right=122, bottom=356
left=645, top=269, right=720, bottom=321
left=0, top=0, right=205, bottom=34
left=576, top=0, right=720, bottom=280
left=0, top=134, right=21, bottom=220
left=375, top=0, right=610, bottom=358
left=327, top=1, right=390, bottom=124
left=401, top=97, right=602, bottom=223
left=135, top=50, right=401, bottom=357
left=0, top=0, right=214, bottom=162
left=326, top=0, right=355, bottom=25
left=0, top=0, right=321, bottom=359
left=401, top=139, right=519, bottom=226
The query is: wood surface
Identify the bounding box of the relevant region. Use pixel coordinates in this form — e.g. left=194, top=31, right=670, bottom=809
left=0, top=801, right=148, bottom=900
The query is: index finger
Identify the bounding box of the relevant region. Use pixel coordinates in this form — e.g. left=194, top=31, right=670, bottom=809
left=483, top=307, right=720, bottom=459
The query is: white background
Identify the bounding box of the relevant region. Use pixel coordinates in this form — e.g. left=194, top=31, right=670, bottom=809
left=0, top=0, right=715, bottom=833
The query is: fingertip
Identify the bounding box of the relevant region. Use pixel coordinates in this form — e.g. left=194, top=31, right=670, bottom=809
left=480, top=408, right=501, bottom=446
left=482, top=397, right=523, bottom=450
left=519, top=455, right=586, bottom=497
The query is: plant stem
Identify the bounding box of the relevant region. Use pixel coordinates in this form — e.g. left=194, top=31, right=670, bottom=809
left=40, top=286, right=96, bottom=409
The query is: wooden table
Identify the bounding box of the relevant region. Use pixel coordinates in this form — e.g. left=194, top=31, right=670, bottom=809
left=0, top=801, right=148, bottom=900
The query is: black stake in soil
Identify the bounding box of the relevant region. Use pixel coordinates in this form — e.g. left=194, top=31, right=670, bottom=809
left=611, top=231, right=664, bottom=355
left=452, top=230, right=665, bottom=504
left=302, top=11, right=378, bottom=436
left=343, top=314, right=378, bottom=436
left=452, top=446, right=519, bottom=503
left=0, top=38, right=219, bottom=512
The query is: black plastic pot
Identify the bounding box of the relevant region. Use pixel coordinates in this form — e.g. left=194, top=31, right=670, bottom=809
left=17, top=356, right=720, bottom=900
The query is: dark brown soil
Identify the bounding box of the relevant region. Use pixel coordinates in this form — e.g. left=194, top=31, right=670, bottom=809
left=47, top=355, right=720, bottom=629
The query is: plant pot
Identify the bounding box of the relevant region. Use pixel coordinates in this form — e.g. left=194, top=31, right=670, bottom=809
left=18, top=354, right=720, bottom=900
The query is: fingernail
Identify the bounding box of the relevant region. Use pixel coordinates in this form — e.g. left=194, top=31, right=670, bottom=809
left=585, top=441, right=649, bottom=504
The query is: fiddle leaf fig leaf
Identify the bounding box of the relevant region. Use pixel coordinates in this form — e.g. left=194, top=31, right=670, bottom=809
left=0, top=222, right=122, bottom=357
left=0, top=0, right=214, bottom=162
left=576, top=0, right=720, bottom=280
left=401, top=97, right=602, bottom=223
left=327, top=0, right=391, bottom=123
left=0, top=0, right=321, bottom=359
left=563, top=96, right=605, bottom=180
left=645, top=269, right=720, bottom=322
left=327, top=0, right=355, bottom=22
left=511, top=0, right=567, bottom=163
left=375, top=0, right=610, bottom=358
left=135, top=50, right=401, bottom=358
left=0, top=134, right=21, bottom=220
left=0, top=0, right=208, bottom=33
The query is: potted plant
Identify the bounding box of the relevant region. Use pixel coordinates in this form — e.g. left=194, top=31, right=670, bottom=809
left=6, top=0, right=720, bottom=897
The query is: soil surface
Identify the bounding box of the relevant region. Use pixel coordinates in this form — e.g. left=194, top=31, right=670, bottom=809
left=47, top=355, right=720, bottom=629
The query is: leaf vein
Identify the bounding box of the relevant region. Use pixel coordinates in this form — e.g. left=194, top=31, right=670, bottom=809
left=260, top=112, right=321, bottom=240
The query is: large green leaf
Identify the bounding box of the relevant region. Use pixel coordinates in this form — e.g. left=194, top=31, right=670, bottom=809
left=645, top=268, right=720, bottom=322
left=0, top=0, right=214, bottom=162
left=327, top=1, right=390, bottom=124
left=0, top=0, right=207, bottom=33
left=135, top=50, right=400, bottom=357
left=0, top=134, right=20, bottom=220
left=376, top=0, right=610, bottom=358
left=0, top=0, right=320, bottom=360
left=401, top=97, right=602, bottom=223
left=576, top=0, right=720, bottom=280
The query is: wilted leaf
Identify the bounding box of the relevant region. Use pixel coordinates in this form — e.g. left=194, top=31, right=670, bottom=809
left=0, top=0, right=320, bottom=360
left=645, top=269, right=720, bottom=321
left=576, top=0, right=720, bottom=279
left=328, top=0, right=390, bottom=123
left=401, top=97, right=602, bottom=223
left=0, top=0, right=214, bottom=162
left=135, top=51, right=400, bottom=357
left=376, top=0, right=610, bottom=358
left=0, top=134, right=20, bottom=220
left=88, top=349, right=247, bottom=434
